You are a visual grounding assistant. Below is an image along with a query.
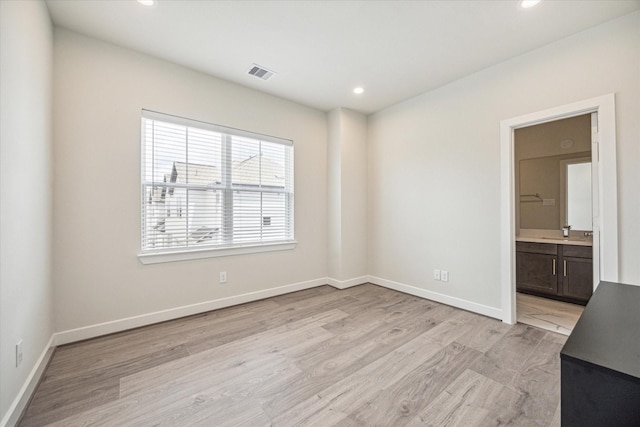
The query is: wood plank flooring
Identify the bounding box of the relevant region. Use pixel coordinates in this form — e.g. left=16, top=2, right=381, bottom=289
left=19, top=284, right=565, bottom=426
left=516, top=292, right=584, bottom=335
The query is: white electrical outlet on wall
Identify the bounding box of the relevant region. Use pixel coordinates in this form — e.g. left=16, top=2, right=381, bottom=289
left=219, top=271, right=227, bottom=284
left=441, top=270, right=449, bottom=282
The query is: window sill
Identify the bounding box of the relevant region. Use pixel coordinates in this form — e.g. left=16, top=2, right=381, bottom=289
left=138, top=241, right=297, bottom=265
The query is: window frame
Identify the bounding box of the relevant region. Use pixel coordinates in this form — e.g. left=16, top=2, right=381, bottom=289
left=138, top=110, right=296, bottom=264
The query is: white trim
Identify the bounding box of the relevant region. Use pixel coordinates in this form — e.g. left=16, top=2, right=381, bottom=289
left=500, top=94, right=618, bottom=324
left=500, top=120, right=518, bottom=325
left=327, top=276, right=369, bottom=290
left=55, top=277, right=325, bottom=345
left=1, top=335, right=56, bottom=427
left=55, top=273, right=506, bottom=345
left=368, top=275, right=503, bottom=320
left=138, top=241, right=297, bottom=264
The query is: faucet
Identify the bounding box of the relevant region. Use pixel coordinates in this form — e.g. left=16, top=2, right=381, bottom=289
left=562, top=225, right=571, bottom=237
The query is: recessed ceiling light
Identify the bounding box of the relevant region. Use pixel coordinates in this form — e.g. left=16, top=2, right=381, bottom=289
left=353, top=87, right=364, bottom=95
left=521, top=0, right=541, bottom=8
left=138, top=0, right=156, bottom=6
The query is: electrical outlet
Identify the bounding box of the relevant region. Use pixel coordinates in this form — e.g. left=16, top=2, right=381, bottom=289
left=16, top=340, right=23, bottom=367
left=219, top=271, right=227, bottom=284
left=434, top=269, right=441, bottom=280
left=441, top=270, right=449, bottom=282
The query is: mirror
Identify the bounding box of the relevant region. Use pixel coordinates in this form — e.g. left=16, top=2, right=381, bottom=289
left=514, top=113, right=593, bottom=232
left=518, top=154, right=592, bottom=231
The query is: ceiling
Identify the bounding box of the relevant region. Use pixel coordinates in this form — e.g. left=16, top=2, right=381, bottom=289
left=45, top=0, right=640, bottom=115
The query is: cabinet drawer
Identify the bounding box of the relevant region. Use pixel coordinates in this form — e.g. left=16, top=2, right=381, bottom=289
left=516, top=241, right=558, bottom=255
left=563, top=245, right=592, bottom=259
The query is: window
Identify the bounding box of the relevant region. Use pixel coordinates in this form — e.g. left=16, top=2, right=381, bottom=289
left=140, top=110, right=294, bottom=260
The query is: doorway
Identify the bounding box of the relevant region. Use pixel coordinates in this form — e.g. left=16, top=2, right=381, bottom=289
left=513, top=113, right=593, bottom=334
left=499, top=94, right=618, bottom=325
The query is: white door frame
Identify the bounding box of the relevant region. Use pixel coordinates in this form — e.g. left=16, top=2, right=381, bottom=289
left=499, top=94, right=618, bottom=324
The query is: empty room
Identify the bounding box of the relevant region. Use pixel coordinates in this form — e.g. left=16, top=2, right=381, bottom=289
left=2, top=1, right=639, bottom=426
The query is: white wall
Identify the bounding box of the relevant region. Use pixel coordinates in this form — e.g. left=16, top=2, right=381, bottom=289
left=52, top=29, right=328, bottom=332
left=368, top=11, right=640, bottom=313
left=0, top=0, right=54, bottom=422
left=327, top=108, right=368, bottom=282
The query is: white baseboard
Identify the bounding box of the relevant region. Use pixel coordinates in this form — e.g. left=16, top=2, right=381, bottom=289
left=55, top=277, right=328, bottom=345
left=327, top=275, right=369, bottom=290
left=1, top=274, right=503, bottom=426
left=2, top=278, right=330, bottom=425
left=3, top=274, right=502, bottom=427
left=368, top=275, right=503, bottom=320
left=1, top=334, right=55, bottom=427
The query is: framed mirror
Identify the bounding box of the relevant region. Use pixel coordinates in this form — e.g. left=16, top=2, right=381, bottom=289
left=514, top=113, right=594, bottom=233
left=517, top=152, right=592, bottom=231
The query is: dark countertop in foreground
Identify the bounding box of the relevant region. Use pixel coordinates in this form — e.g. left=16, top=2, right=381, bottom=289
left=561, top=281, right=640, bottom=380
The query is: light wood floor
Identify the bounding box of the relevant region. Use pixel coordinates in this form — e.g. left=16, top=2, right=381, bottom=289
left=20, top=284, right=565, bottom=426
left=517, top=292, right=584, bottom=336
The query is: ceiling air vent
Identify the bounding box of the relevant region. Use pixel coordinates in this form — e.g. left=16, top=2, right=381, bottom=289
left=247, top=63, right=276, bottom=81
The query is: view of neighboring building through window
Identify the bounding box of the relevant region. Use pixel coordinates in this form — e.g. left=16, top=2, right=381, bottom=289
left=141, top=110, right=294, bottom=253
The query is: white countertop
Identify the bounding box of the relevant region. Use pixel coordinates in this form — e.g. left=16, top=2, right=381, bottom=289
left=516, top=236, right=593, bottom=246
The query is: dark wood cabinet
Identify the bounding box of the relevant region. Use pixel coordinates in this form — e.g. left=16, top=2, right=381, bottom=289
left=560, top=245, right=593, bottom=301
left=516, top=241, right=592, bottom=304
left=516, top=242, right=559, bottom=298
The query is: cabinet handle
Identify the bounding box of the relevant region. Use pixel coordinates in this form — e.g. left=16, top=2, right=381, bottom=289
left=552, top=259, right=556, bottom=276
left=564, top=260, right=567, bottom=277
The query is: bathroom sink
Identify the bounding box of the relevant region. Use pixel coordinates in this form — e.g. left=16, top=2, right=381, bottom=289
left=516, top=236, right=592, bottom=246
left=540, top=236, right=586, bottom=242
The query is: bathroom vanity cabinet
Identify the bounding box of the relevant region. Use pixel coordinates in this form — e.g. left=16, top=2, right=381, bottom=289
left=516, top=241, right=592, bottom=304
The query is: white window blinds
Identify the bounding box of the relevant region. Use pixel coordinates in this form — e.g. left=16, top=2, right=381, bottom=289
left=141, top=110, right=294, bottom=253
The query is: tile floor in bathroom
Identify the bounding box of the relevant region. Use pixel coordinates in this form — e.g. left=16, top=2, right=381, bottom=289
left=516, top=292, right=584, bottom=335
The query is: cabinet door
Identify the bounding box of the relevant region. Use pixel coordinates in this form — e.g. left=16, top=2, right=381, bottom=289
left=562, top=256, right=593, bottom=301
left=516, top=252, right=558, bottom=295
